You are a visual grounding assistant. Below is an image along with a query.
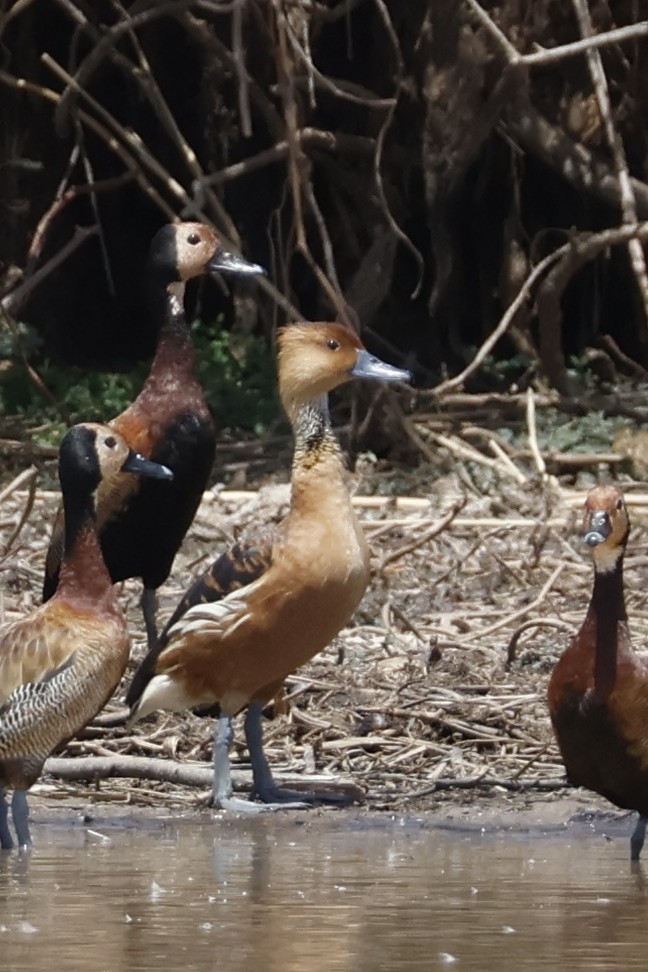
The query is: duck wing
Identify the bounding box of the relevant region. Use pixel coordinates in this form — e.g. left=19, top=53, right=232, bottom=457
left=0, top=605, right=82, bottom=706
left=125, top=537, right=273, bottom=709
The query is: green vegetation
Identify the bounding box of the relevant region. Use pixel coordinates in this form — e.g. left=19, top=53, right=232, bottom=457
left=0, top=320, right=278, bottom=446
left=494, top=407, right=628, bottom=457
left=194, top=321, right=277, bottom=435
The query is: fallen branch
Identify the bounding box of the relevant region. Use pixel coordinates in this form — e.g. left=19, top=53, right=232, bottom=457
left=43, top=754, right=360, bottom=800
left=44, top=754, right=218, bottom=788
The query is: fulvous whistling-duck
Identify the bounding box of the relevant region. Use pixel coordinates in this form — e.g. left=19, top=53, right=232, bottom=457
left=548, top=485, right=648, bottom=860
left=127, top=322, right=411, bottom=811
left=42, top=222, right=264, bottom=649
left=0, top=423, right=172, bottom=849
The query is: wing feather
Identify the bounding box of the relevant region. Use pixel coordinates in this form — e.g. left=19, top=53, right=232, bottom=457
left=0, top=607, right=80, bottom=705
left=125, top=537, right=273, bottom=708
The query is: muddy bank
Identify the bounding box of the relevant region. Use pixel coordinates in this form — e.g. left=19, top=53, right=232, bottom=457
left=2, top=423, right=647, bottom=830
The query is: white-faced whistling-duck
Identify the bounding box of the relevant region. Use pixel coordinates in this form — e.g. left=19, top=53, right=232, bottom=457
left=548, top=485, right=648, bottom=860
left=42, top=222, right=264, bottom=650
left=0, top=423, right=172, bottom=849
left=127, top=322, right=411, bottom=811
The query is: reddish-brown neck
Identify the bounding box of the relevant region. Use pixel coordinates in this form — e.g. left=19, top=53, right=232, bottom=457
left=588, top=561, right=627, bottom=699
left=57, top=488, right=116, bottom=612
left=145, top=285, right=200, bottom=390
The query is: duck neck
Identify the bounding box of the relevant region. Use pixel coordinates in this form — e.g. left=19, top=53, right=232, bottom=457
left=147, top=280, right=198, bottom=382
left=589, top=558, right=626, bottom=699
left=58, top=486, right=114, bottom=607
left=289, top=395, right=347, bottom=504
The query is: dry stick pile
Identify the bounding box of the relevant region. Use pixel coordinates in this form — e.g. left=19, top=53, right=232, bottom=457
left=2, top=418, right=647, bottom=815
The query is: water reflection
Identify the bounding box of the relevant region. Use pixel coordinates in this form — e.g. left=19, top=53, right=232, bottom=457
left=0, top=813, right=647, bottom=971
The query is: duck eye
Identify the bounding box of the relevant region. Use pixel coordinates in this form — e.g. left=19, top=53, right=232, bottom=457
left=187, top=233, right=200, bottom=245
left=617, top=498, right=624, bottom=511
left=327, top=339, right=340, bottom=351
left=104, top=436, right=117, bottom=449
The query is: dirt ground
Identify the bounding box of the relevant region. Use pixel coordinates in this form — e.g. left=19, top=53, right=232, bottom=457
left=2, top=417, right=647, bottom=833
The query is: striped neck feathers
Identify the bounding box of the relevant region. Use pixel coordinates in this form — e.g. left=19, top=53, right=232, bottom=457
left=291, top=395, right=343, bottom=469
left=587, top=547, right=627, bottom=700
left=287, top=394, right=350, bottom=508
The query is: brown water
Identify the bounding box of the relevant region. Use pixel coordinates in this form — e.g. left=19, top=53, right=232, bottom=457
left=1, top=811, right=647, bottom=971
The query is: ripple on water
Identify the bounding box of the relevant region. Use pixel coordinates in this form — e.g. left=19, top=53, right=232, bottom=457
left=0, top=814, right=646, bottom=971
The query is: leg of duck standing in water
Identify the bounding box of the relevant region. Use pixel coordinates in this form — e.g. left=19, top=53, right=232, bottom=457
left=245, top=702, right=351, bottom=807
left=211, top=713, right=269, bottom=813
left=212, top=713, right=236, bottom=807
left=630, top=814, right=647, bottom=861
left=11, top=790, right=31, bottom=849
left=141, top=587, right=159, bottom=652
left=0, top=787, right=14, bottom=849
left=212, top=711, right=306, bottom=813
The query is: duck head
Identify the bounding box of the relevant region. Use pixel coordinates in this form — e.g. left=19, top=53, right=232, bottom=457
left=58, top=424, right=173, bottom=498
left=277, top=322, right=411, bottom=411
left=148, top=222, right=265, bottom=287
left=583, top=485, right=630, bottom=573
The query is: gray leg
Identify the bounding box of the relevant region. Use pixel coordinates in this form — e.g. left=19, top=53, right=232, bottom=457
left=212, top=712, right=303, bottom=813
left=213, top=714, right=235, bottom=806
left=141, top=587, right=158, bottom=652
left=631, top=814, right=647, bottom=861
left=245, top=703, right=348, bottom=807
left=0, top=787, right=15, bottom=850
left=11, top=790, right=31, bottom=849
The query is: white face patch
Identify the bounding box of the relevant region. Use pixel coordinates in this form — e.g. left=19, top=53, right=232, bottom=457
left=592, top=543, right=623, bottom=574
left=174, top=225, right=216, bottom=280
left=166, top=281, right=186, bottom=318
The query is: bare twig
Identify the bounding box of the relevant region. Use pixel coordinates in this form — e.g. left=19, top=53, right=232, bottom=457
left=0, top=69, right=176, bottom=218
left=536, top=221, right=648, bottom=390
left=2, top=224, right=98, bottom=316
left=42, top=54, right=191, bottom=209
left=431, top=245, right=567, bottom=398
left=525, top=388, right=547, bottom=479
left=464, top=0, right=648, bottom=69
left=232, top=0, right=252, bottom=138
left=487, top=439, right=527, bottom=485
left=464, top=562, right=565, bottom=642
left=379, top=500, right=465, bottom=572
left=0, top=468, right=37, bottom=558
left=522, top=22, right=648, bottom=68
left=505, top=618, right=575, bottom=669
left=274, top=3, right=352, bottom=325
left=571, top=0, right=648, bottom=333
left=27, top=174, right=132, bottom=270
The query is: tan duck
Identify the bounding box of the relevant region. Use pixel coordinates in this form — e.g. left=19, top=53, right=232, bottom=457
left=127, top=322, right=411, bottom=810
left=0, top=423, right=172, bottom=848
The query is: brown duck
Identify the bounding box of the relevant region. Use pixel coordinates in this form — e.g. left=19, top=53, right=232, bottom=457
left=0, top=423, right=172, bottom=849
left=548, top=485, right=648, bottom=860
left=43, top=222, right=264, bottom=649
left=127, top=322, right=411, bottom=811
